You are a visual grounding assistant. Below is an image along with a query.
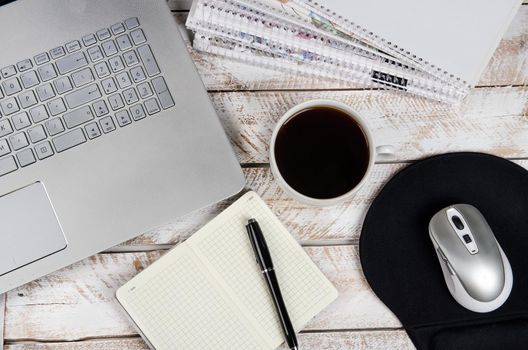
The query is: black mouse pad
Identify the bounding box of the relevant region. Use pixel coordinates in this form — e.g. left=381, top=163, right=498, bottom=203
left=359, top=153, right=528, bottom=350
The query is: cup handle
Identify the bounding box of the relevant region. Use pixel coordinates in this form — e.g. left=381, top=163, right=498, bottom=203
left=376, top=145, right=396, bottom=161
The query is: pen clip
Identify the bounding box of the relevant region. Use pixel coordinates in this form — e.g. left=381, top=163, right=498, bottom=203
left=246, top=219, right=260, bottom=265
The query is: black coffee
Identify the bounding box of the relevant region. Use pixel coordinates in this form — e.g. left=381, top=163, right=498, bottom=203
left=274, top=107, right=370, bottom=199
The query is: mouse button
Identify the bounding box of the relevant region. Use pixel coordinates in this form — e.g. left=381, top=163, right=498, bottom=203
left=452, top=253, right=505, bottom=302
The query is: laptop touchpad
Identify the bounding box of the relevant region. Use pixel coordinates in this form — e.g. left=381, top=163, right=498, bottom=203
left=0, top=182, right=67, bottom=276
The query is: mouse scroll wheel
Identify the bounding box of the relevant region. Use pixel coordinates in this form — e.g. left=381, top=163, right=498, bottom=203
left=452, top=215, right=465, bottom=230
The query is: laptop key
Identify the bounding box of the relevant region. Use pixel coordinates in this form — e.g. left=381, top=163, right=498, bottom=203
left=87, top=46, right=104, bottom=62
left=0, top=156, right=17, bottom=177
left=9, top=132, right=29, bottom=151
left=102, top=40, right=118, bottom=57
left=53, top=128, right=86, bottom=153
left=85, top=122, right=101, bottom=139
left=50, top=46, right=66, bottom=59
left=20, top=71, right=39, bottom=89
left=137, top=45, right=160, bottom=77
left=16, top=59, right=33, bottom=72
left=130, top=104, right=146, bottom=121
left=152, top=77, right=175, bottom=109
left=108, top=56, right=125, bottom=72
left=12, top=112, right=31, bottom=130
left=102, top=77, right=118, bottom=94
left=125, top=17, right=140, bottom=30
left=34, top=141, right=55, bottom=160
left=28, top=125, right=47, bottom=143
left=65, top=40, right=82, bottom=53
left=65, top=84, right=102, bottom=109
left=34, top=53, right=50, bottom=66
left=108, top=93, right=125, bottom=111
left=130, top=29, right=146, bottom=45
left=1, top=66, right=17, bottom=79
left=45, top=118, right=65, bottom=136
left=116, top=110, right=132, bottom=127
left=116, top=34, right=132, bottom=51
left=123, top=50, right=139, bottom=67
left=36, top=83, right=56, bottom=102
left=3, top=77, right=22, bottom=96
left=0, top=119, right=13, bottom=137
left=56, top=52, right=88, bottom=75
left=37, top=64, right=57, bottom=82
left=144, top=98, right=160, bottom=115
left=72, top=68, right=95, bottom=87
left=82, top=33, right=97, bottom=47
left=94, top=62, right=110, bottom=78
left=123, top=88, right=139, bottom=105
left=116, top=72, right=132, bottom=89
left=111, top=22, right=125, bottom=35
left=17, top=148, right=36, bottom=167
left=19, top=90, right=38, bottom=109
left=137, top=82, right=153, bottom=98
left=47, top=98, right=67, bottom=116
left=54, top=76, right=73, bottom=94
left=29, top=105, right=49, bottom=123
left=64, top=106, right=94, bottom=129
left=35, top=141, right=54, bottom=160
left=0, top=139, right=11, bottom=156
left=131, top=66, right=146, bottom=83
left=0, top=97, right=20, bottom=116
left=100, top=116, right=116, bottom=133
left=92, top=100, right=109, bottom=117
left=96, top=28, right=111, bottom=41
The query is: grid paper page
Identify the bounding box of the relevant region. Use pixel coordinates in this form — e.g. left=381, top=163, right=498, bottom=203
left=116, top=246, right=264, bottom=350
left=188, top=191, right=338, bottom=348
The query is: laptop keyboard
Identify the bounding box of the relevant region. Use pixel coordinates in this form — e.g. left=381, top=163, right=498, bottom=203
left=0, top=17, right=175, bottom=177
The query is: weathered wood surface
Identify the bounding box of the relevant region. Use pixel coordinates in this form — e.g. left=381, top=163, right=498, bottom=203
left=4, top=330, right=414, bottom=350
left=211, top=87, right=528, bottom=164
left=3, top=246, right=400, bottom=342
left=172, top=7, right=528, bottom=90
left=124, top=164, right=404, bottom=245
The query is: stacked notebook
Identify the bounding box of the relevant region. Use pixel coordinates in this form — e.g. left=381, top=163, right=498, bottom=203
left=186, top=0, right=522, bottom=104
left=117, top=192, right=338, bottom=349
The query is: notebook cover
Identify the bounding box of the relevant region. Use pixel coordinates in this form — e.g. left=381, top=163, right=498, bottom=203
left=301, top=0, right=522, bottom=86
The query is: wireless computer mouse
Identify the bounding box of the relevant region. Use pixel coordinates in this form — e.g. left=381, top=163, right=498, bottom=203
left=429, top=204, right=513, bottom=313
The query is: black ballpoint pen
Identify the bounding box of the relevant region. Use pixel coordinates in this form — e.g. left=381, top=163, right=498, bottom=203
left=246, top=218, right=299, bottom=350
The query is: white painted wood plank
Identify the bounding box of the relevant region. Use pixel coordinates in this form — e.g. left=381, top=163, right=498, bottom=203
left=210, top=87, right=528, bottom=165
left=4, top=330, right=415, bottom=350
left=124, top=158, right=528, bottom=246
left=125, top=164, right=403, bottom=245
left=4, top=246, right=400, bottom=341
left=173, top=6, right=528, bottom=90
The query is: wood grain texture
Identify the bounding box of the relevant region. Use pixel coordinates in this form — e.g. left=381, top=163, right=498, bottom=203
left=125, top=164, right=404, bottom=245
left=4, top=330, right=415, bottom=350
left=172, top=7, right=528, bottom=90
left=211, top=87, right=528, bottom=164
left=3, top=246, right=400, bottom=342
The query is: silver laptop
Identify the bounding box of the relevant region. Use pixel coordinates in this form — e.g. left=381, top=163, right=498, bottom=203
left=0, top=0, right=245, bottom=293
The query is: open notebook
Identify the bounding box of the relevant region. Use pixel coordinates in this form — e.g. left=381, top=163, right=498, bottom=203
left=116, top=191, right=338, bottom=350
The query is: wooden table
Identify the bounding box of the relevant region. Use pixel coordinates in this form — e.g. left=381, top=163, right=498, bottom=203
left=2, top=1, right=528, bottom=349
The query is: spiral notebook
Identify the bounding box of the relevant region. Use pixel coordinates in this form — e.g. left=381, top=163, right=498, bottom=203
left=186, top=0, right=464, bottom=103
left=116, top=191, right=338, bottom=350
left=186, top=0, right=522, bottom=104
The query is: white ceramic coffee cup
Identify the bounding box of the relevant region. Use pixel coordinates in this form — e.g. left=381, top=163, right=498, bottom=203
left=270, top=99, right=394, bottom=207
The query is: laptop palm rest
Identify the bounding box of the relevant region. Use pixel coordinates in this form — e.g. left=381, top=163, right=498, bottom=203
left=0, top=182, right=67, bottom=277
